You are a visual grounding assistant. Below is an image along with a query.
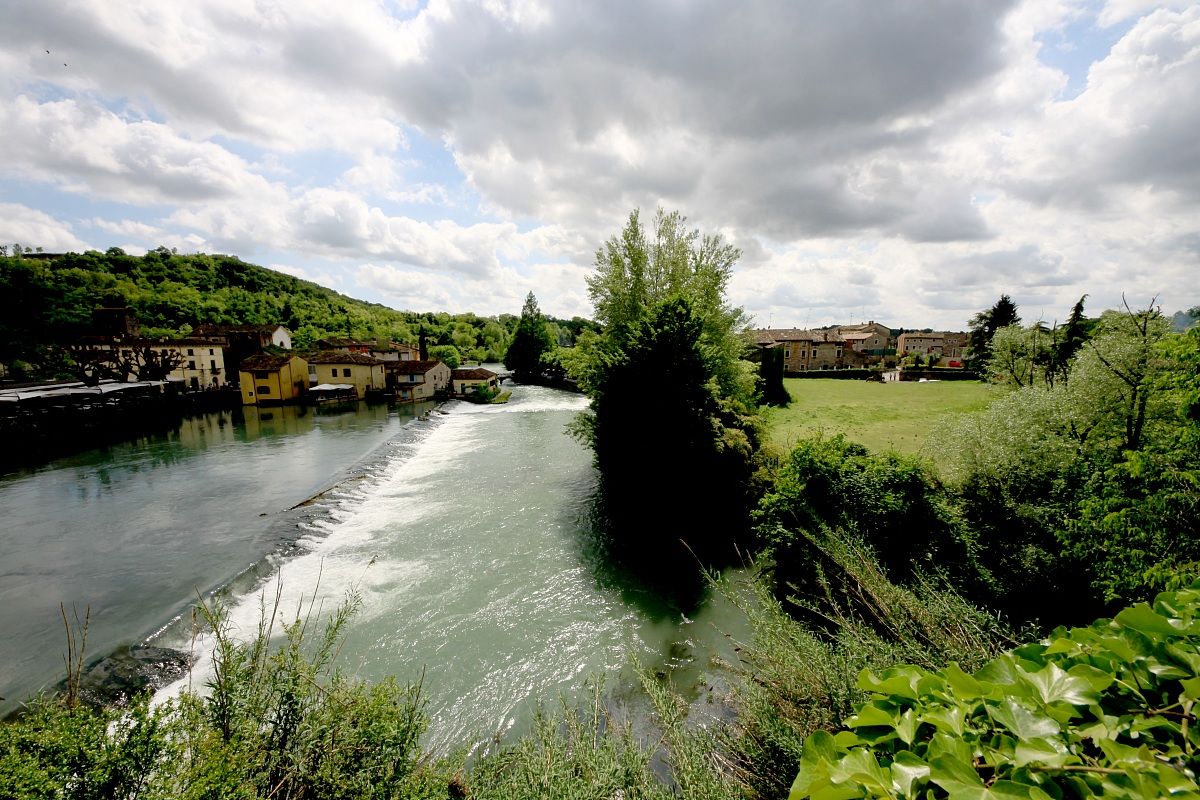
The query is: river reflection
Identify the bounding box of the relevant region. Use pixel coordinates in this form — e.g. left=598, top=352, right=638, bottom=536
left=0, top=400, right=428, bottom=717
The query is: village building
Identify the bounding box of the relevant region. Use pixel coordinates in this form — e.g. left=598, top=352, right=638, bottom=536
left=369, top=342, right=420, bottom=362
left=194, top=323, right=292, bottom=351
left=78, top=337, right=229, bottom=389
left=751, top=329, right=866, bottom=373
left=385, top=359, right=451, bottom=402
left=239, top=354, right=308, bottom=405
left=834, top=321, right=895, bottom=352
left=450, top=367, right=499, bottom=397
left=306, top=351, right=386, bottom=399
left=896, top=331, right=970, bottom=366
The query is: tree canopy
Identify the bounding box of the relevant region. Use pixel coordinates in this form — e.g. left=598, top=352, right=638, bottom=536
left=567, top=209, right=762, bottom=585
left=504, top=292, right=555, bottom=382
left=967, top=293, right=1021, bottom=372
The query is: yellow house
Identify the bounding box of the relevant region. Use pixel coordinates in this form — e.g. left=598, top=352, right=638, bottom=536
left=239, top=354, right=308, bottom=405
left=306, top=351, right=386, bottom=399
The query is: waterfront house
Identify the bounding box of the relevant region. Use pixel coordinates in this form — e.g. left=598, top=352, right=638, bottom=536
left=78, top=337, right=229, bottom=389
left=385, top=359, right=451, bottom=402
left=239, top=354, right=308, bottom=405
left=306, top=351, right=385, bottom=399
left=450, top=367, right=499, bottom=397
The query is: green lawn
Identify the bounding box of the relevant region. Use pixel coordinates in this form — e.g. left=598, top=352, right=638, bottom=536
left=762, top=378, right=998, bottom=461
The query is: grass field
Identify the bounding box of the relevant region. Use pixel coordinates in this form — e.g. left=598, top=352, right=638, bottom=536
left=762, top=378, right=998, bottom=461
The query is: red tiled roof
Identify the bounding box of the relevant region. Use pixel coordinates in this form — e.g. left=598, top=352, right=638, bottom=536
left=239, top=354, right=296, bottom=371
left=385, top=359, right=445, bottom=374
left=451, top=367, right=497, bottom=380
left=306, top=350, right=382, bottom=365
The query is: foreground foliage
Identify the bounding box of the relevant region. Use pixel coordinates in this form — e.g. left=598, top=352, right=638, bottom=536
left=790, top=582, right=1200, bottom=799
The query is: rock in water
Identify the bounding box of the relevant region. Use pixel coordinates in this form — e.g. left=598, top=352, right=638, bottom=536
left=69, top=645, right=193, bottom=707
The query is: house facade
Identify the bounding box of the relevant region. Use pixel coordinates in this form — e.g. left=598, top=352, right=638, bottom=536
left=369, top=342, right=420, bottom=362
left=239, top=354, right=308, bottom=405
left=450, top=367, right=499, bottom=397
left=896, top=331, right=969, bottom=366
left=385, top=359, right=451, bottom=402
left=306, top=351, right=386, bottom=399
left=753, top=329, right=865, bottom=373
left=79, top=337, right=228, bottom=388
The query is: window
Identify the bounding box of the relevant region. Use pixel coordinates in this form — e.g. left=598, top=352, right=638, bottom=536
left=188, top=360, right=196, bottom=369
left=210, top=360, right=217, bottom=370
left=812, top=349, right=817, bottom=358
left=187, top=348, right=194, bottom=356
left=255, top=371, right=268, bottom=379
left=409, top=374, right=417, bottom=382
left=343, top=368, right=352, bottom=377
left=836, top=349, right=842, bottom=358
left=257, top=385, right=271, bottom=395
left=784, top=346, right=791, bottom=358
left=209, top=349, right=214, bottom=355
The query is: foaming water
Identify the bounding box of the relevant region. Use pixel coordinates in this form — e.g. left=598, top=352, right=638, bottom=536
left=155, top=385, right=745, bottom=753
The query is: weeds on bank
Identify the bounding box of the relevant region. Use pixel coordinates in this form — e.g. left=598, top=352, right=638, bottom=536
left=720, top=528, right=1014, bottom=800
left=0, top=589, right=451, bottom=800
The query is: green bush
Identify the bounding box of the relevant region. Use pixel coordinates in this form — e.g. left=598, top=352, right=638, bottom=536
left=789, top=582, right=1200, bottom=799
left=754, top=435, right=973, bottom=596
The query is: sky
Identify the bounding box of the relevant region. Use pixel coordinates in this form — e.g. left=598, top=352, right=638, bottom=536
left=1, top=0, right=1198, bottom=330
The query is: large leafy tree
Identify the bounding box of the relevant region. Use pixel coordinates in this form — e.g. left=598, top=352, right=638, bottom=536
left=504, top=292, right=555, bottom=382
left=568, top=210, right=761, bottom=579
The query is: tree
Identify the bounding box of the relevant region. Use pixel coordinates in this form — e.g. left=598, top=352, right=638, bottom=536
left=967, top=294, right=1020, bottom=372
left=1050, top=295, right=1089, bottom=383
left=988, top=323, right=1052, bottom=387
left=428, top=344, right=461, bottom=369
left=504, top=292, right=555, bottom=382
left=568, top=210, right=761, bottom=578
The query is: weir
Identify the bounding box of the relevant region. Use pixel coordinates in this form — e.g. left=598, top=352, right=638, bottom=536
left=2, top=384, right=745, bottom=751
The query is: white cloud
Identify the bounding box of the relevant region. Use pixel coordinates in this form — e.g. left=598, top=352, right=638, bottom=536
left=0, top=204, right=90, bottom=252
left=0, top=1, right=1197, bottom=327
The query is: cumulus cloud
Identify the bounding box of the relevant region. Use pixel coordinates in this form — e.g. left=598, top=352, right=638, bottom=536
left=0, top=204, right=90, bottom=252
left=0, top=0, right=1197, bottom=328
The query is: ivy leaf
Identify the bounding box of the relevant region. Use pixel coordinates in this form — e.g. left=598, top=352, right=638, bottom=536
left=924, top=705, right=967, bottom=737
left=889, top=751, right=930, bottom=797
left=858, top=667, right=923, bottom=701
left=894, top=708, right=919, bottom=745
left=944, top=663, right=985, bottom=699
left=1180, top=676, right=1200, bottom=701
left=991, top=698, right=1061, bottom=740
left=830, top=748, right=890, bottom=794
left=1021, top=662, right=1097, bottom=706
left=1066, top=663, right=1115, bottom=694
left=929, top=754, right=987, bottom=798
left=847, top=702, right=898, bottom=730
left=1013, top=736, right=1070, bottom=768
left=1115, top=604, right=1182, bottom=637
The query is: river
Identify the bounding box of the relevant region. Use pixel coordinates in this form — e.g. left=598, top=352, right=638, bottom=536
left=1, top=384, right=746, bottom=750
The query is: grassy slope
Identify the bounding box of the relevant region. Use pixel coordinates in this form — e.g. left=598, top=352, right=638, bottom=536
left=762, top=378, right=998, bottom=462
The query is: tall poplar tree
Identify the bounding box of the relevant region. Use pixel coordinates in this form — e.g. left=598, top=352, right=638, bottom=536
left=504, top=292, right=555, bottom=382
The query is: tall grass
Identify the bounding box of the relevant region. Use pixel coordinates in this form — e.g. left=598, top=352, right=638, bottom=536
left=719, top=528, right=1015, bottom=800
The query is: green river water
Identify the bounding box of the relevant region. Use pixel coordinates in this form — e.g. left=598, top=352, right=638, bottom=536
left=2, top=383, right=748, bottom=751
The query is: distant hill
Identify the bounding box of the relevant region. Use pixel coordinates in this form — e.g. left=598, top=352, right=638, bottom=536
left=0, top=247, right=595, bottom=379
left=1171, top=308, right=1200, bottom=332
